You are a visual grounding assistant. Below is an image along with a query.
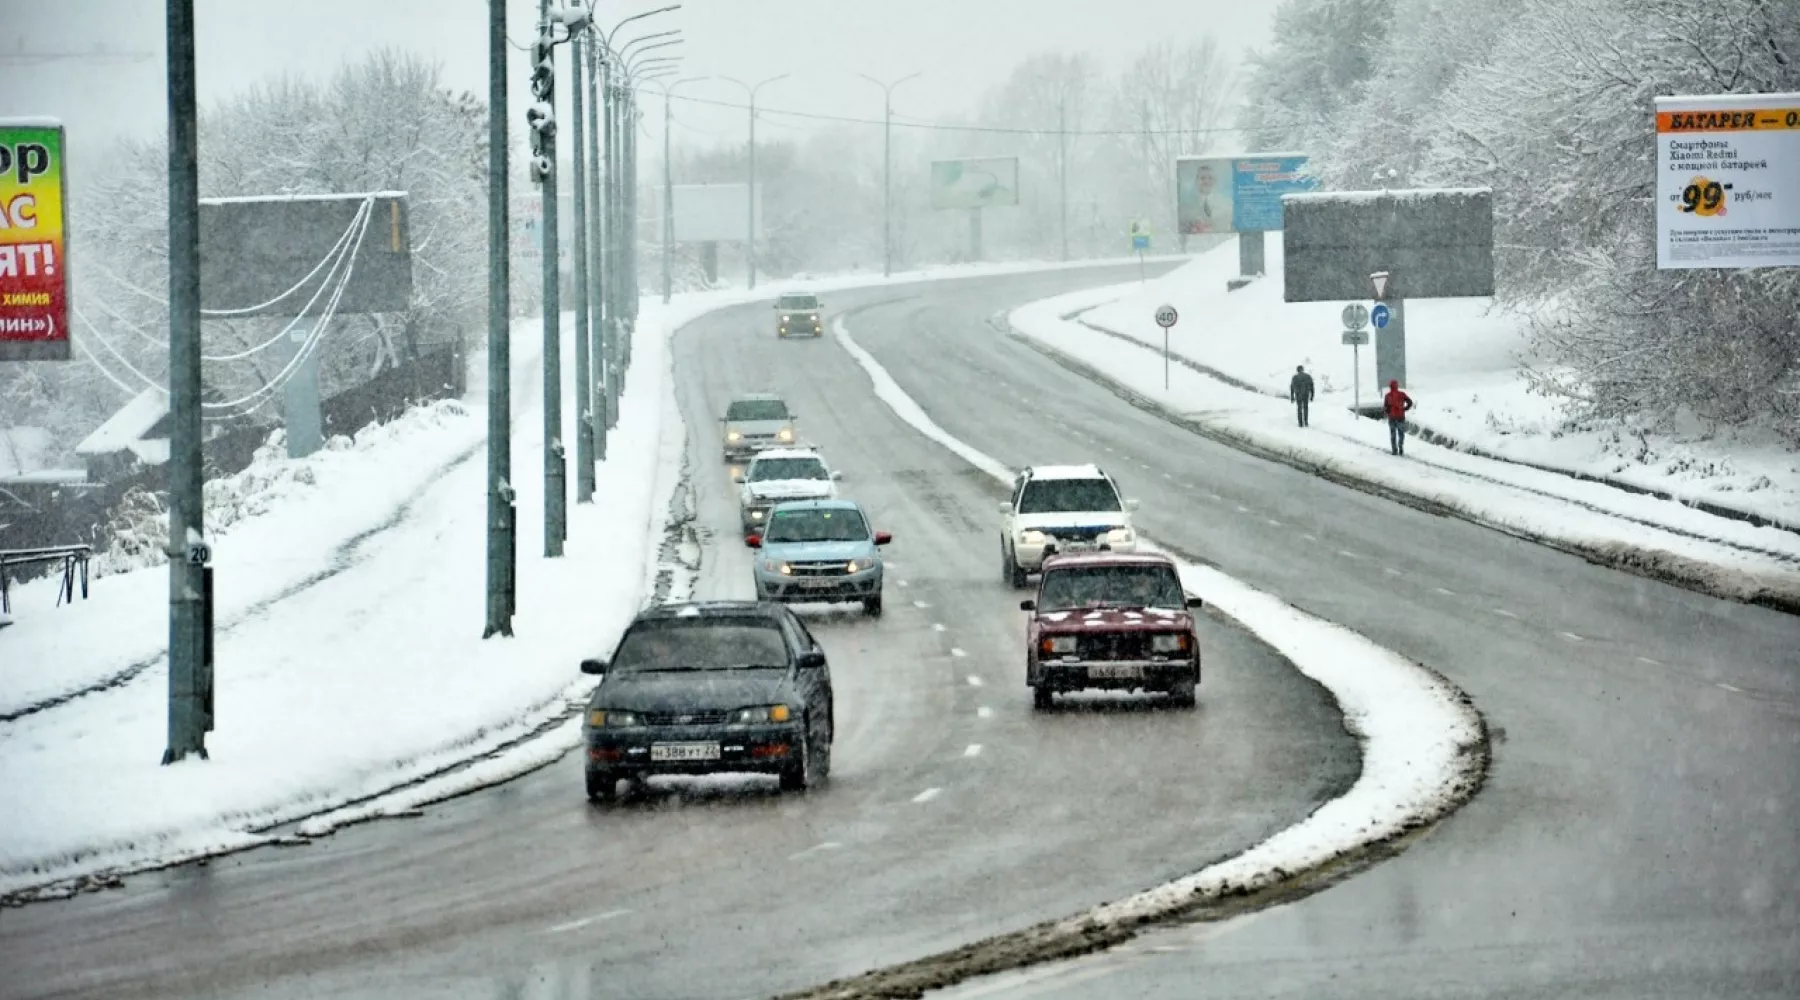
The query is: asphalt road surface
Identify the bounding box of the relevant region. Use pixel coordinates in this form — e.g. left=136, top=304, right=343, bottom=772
left=0, top=266, right=1358, bottom=1000
left=834, top=282, right=1800, bottom=1000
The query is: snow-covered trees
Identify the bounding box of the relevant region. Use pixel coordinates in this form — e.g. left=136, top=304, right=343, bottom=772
left=1245, top=0, right=1800, bottom=442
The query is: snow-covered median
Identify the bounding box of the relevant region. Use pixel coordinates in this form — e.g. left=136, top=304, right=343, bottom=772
left=1008, top=285, right=1800, bottom=612
left=795, top=316, right=1485, bottom=996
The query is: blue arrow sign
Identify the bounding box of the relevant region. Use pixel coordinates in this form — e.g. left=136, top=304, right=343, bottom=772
left=1371, top=303, right=1391, bottom=330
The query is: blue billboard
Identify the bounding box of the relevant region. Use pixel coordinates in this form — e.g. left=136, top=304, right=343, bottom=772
left=1177, top=154, right=1316, bottom=234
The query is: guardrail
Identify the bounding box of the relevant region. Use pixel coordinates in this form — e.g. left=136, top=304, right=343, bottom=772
left=0, top=544, right=92, bottom=615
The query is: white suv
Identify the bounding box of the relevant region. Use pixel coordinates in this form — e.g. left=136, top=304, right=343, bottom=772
left=998, top=465, right=1139, bottom=588
left=735, top=448, right=842, bottom=532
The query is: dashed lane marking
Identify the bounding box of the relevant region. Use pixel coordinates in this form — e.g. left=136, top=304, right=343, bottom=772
left=932, top=623, right=947, bottom=632
left=977, top=706, right=993, bottom=719
left=547, top=909, right=632, bottom=934
left=912, top=787, right=943, bottom=804
left=1717, top=682, right=1744, bottom=693
left=787, top=842, right=843, bottom=861
left=1493, top=608, right=1519, bottom=618
left=1383, top=567, right=1403, bottom=576
left=1559, top=631, right=1584, bottom=642
left=1433, top=586, right=1456, bottom=596
left=967, top=675, right=985, bottom=687
left=913, top=600, right=930, bottom=609
left=1337, top=550, right=1360, bottom=559
left=963, top=744, right=983, bottom=758
left=1636, top=656, right=1662, bottom=666
left=950, top=647, right=968, bottom=658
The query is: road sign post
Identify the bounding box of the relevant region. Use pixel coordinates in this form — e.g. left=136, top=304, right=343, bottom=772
left=1131, top=222, right=1151, bottom=284
left=1369, top=280, right=1405, bottom=389
left=1154, top=303, right=1178, bottom=390
left=1341, top=327, right=1370, bottom=412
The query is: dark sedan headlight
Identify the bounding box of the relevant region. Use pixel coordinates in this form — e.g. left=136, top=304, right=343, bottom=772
left=728, top=705, right=793, bottom=725
left=588, top=709, right=643, bottom=728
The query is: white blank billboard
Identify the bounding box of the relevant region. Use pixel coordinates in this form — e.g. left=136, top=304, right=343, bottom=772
left=663, top=183, right=763, bottom=243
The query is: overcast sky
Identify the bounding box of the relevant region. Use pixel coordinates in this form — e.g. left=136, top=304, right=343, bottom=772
left=3, top=0, right=1275, bottom=168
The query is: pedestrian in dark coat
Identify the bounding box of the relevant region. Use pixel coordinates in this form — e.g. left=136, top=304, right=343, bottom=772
left=1383, top=379, right=1414, bottom=455
left=1289, top=365, right=1315, bottom=428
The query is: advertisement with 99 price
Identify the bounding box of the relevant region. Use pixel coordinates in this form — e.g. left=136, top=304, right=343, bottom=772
left=1655, top=92, right=1800, bottom=270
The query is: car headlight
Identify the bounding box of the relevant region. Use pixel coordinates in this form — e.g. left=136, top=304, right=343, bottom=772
left=727, top=431, right=742, bottom=442
left=777, top=561, right=793, bottom=575
left=776, top=427, right=795, bottom=442
left=1106, top=527, right=1136, bottom=544
left=782, top=314, right=793, bottom=322
left=1151, top=633, right=1191, bottom=654
left=1039, top=635, right=1077, bottom=655
left=728, top=704, right=793, bottom=725
left=847, top=557, right=875, bottom=572
left=751, top=509, right=765, bottom=521
left=1018, top=529, right=1047, bottom=545
left=589, top=709, right=643, bottom=728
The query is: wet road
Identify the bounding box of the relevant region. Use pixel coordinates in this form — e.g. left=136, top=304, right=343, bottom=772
left=0, top=266, right=1357, bottom=1000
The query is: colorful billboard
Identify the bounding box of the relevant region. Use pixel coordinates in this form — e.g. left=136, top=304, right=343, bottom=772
left=930, top=157, right=1020, bottom=210
left=1176, top=153, right=1316, bottom=235
left=1654, top=91, right=1800, bottom=269
left=1, top=119, right=69, bottom=361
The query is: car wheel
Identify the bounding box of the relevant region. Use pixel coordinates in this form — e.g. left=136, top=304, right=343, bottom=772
left=586, top=772, right=620, bottom=803
left=780, top=732, right=815, bottom=792
left=863, top=593, right=883, bottom=617
left=1168, top=679, right=1198, bottom=708
left=1002, top=541, right=1027, bottom=589
left=1032, top=685, right=1054, bottom=711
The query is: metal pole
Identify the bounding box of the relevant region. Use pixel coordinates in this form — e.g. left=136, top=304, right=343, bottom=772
left=746, top=90, right=756, bottom=290
left=662, top=88, right=673, bottom=302
left=163, top=0, right=208, bottom=764
left=484, top=0, right=514, bottom=637
left=570, top=34, right=594, bottom=504
left=534, top=1, right=566, bottom=557
left=1164, top=326, right=1171, bottom=391
left=1058, top=95, right=1068, bottom=262
left=586, top=39, right=606, bottom=460
left=882, top=90, right=892, bottom=277
left=1353, top=342, right=1362, bottom=414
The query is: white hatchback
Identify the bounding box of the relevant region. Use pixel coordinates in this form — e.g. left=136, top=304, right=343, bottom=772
left=998, top=465, right=1139, bottom=588
left=735, top=448, right=842, bottom=532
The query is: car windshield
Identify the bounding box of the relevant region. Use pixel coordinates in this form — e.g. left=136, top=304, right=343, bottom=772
left=726, top=399, right=788, bottom=421
left=1019, top=477, right=1121, bottom=514
left=751, top=457, right=828, bottom=482
left=611, top=620, right=789, bottom=672
left=777, top=295, right=819, bottom=310
left=1039, top=565, right=1186, bottom=612
left=764, top=507, right=868, bottom=543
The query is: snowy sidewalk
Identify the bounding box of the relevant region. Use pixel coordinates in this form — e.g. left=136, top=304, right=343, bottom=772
left=1009, top=286, right=1800, bottom=612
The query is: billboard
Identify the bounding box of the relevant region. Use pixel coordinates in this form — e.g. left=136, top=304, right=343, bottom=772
left=200, top=192, right=413, bottom=316
left=666, top=183, right=762, bottom=243
left=1654, top=91, right=1800, bottom=270
left=0, top=119, right=70, bottom=361
left=930, top=157, right=1020, bottom=210
left=1281, top=188, right=1494, bottom=302
left=1176, top=153, right=1316, bottom=235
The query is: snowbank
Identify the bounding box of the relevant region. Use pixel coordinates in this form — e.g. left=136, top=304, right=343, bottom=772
left=1012, top=282, right=1800, bottom=611
left=793, top=316, right=1485, bottom=996
left=1081, top=236, right=1800, bottom=529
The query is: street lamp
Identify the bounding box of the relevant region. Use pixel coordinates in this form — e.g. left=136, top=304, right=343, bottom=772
left=645, top=75, right=709, bottom=304
left=616, top=28, right=679, bottom=60
left=857, top=71, right=921, bottom=278
left=718, top=74, right=788, bottom=290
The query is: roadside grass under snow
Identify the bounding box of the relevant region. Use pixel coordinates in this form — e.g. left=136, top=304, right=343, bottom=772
left=1009, top=285, right=1800, bottom=611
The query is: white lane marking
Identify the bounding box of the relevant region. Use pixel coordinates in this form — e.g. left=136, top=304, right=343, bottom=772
left=1266, top=519, right=1283, bottom=527
left=1717, top=682, right=1743, bottom=693
left=950, top=647, right=968, bottom=658
left=963, top=743, right=984, bottom=758
left=1104, top=446, right=1116, bottom=453
left=932, top=623, right=947, bottom=632
left=1235, top=505, right=1251, bottom=514
left=913, top=600, right=931, bottom=609
left=1162, top=473, right=1173, bottom=480
left=787, top=841, right=843, bottom=860
left=547, top=909, right=632, bottom=934
left=1383, top=567, right=1403, bottom=576
left=967, top=675, right=985, bottom=687
left=1558, top=631, right=1584, bottom=642
left=1337, top=550, right=1360, bottom=559
left=1302, top=533, right=1319, bottom=543
left=1492, top=608, right=1518, bottom=618
left=1636, top=655, right=1662, bottom=666
left=1433, top=586, right=1456, bottom=596
left=1208, top=492, right=1223, bottom=501
left=977, top=705, right=993, bottom=719
left=912, top=787, right=943, bottom=804
left=898, top=580, right=910, bottom=588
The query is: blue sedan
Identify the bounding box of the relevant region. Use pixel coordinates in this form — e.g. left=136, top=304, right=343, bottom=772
left=746, top=499, right=891, bottom=616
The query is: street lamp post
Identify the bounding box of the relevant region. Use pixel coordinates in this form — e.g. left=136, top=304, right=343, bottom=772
left=857, top=72, right=920, bottom=278
left=646, top=76, right=708, bottom=304
left=719, top=74, right=788, bottom=290
left=483, top=0, right=514, bottom=636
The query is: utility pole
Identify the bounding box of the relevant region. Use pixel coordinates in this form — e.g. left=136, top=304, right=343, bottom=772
left=721, top=75, right=787, bottom=290
left=1058, top=94, right=1069, bottom=262
left=662, top=87, right=674, bottom=301
left=858, top=72, right=920, bottom=279
left=570, top=31, right=594, bottom=504
left=484, top=0, right=515, bottom=638
left=584, top=38, right=606, bottom=461
left=530, top=0, right=566, bottom=557
left=163, top=0, right=210, bottom=764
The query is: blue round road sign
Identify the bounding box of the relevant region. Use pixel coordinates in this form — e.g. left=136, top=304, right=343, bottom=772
left=1371, top=303, right=1391, bottom=330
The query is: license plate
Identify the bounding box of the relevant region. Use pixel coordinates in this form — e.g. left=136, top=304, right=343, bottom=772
left=651, top=742, right=721, bottom=762
left=1088, top=664, right=1143, bottom=679
left=799, top=578, right=838, bottom=589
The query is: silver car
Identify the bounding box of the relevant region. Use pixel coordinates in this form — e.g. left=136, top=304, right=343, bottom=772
left=721, top=393, right=797, bottom=462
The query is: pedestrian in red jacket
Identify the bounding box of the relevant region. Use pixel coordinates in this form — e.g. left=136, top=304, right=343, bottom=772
left=1383, top=380, right=1414, bottom=455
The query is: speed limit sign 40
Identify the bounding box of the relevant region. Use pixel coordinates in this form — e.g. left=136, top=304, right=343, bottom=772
left=1154, top=304, right=1178, bottom=328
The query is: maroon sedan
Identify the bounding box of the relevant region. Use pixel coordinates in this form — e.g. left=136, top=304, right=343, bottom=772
left=1019, top=551, right=1202, bottom=709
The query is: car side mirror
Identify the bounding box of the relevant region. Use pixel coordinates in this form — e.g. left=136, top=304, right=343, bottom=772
left=997, top=501, right=1012, bottom=515
left=746, top=535, right=762, bottom=549
left=1019, top=599, right=1036, bottom=611
left=1125, top=498, right=1141, bottom=511
left=579, top=658, right=608, bottom=675
left=798, top=650, right=826, bottom=670
left=874, top=531, right=892, bottom=546
left=830, top=470, right=844, bottom=481
left=1186, top=596, right=1203, bottom=608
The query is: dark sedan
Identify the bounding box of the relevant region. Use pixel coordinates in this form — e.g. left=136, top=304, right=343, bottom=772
left=580, top=601, right=834, bottom=802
